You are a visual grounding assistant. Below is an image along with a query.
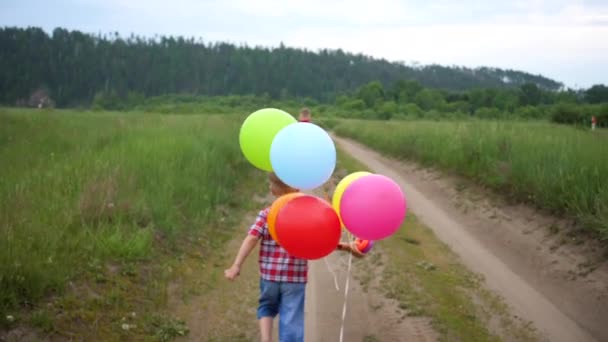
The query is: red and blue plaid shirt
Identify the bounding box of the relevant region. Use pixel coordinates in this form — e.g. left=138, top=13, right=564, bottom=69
left=248, top=208, right=308, bottom=283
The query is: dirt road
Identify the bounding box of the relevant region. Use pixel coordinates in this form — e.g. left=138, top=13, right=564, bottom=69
left=301, top=135, right=608, bottom=342
left=304, top=242, right=438, bottom=342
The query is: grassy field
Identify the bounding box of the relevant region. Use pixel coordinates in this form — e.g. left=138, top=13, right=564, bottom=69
left=0, top=108, right=265, bottom=339
left=2, top=106, right=594, bottom=341
left=334, top=119, right=608, bottom=238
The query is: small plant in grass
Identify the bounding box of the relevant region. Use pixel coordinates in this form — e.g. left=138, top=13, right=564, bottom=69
left=145, top=314, right=189, bottom=342
left=30, top=309, right=53, bottom=333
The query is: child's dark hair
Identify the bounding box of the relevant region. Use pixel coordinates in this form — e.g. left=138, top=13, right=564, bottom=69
left=268, top=172, right=287, bottom=187
left=268, top=172, right=297, bottom=191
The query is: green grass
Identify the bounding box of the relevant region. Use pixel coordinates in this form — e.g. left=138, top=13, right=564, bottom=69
left=334, top=119, right=608, bottom=238
left=0, top=108, right=261, bottom=338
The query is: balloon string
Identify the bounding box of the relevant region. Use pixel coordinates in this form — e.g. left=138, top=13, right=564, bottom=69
left=322, top=183, right=340, bottom=291
left=339, top=233, right=354, bottom=342
left=324, top=257, right=340, bottom=291
left=323, top=178, right=335, bottom=203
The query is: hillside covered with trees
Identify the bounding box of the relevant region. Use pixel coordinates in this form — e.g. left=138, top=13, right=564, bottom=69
left=1, top=26, right=564, bottom=107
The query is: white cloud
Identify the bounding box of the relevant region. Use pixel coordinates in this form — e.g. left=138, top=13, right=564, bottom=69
left=283, top=22, right=608, bottom=86
left=489, top=1, right=608, bottom=26
left=227, top=0, right=412, bottom=24
left=78, top=0, right=221, bottom=18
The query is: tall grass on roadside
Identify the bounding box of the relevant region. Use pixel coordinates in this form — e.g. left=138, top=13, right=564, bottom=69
left=0, top=109, right=249, bottom=315
left=334, top=120, right=608, bottom=237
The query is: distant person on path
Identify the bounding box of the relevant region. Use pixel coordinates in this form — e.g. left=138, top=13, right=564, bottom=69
left=298, top=107, right=312, bottom=122
left=224, top=172, right=363, bottom=342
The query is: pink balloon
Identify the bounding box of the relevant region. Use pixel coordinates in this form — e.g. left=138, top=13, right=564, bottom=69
left=340, top=174, right=406, bottom=240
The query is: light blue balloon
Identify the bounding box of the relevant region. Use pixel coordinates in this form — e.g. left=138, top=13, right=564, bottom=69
left=270, top=123, right=336, bottom=190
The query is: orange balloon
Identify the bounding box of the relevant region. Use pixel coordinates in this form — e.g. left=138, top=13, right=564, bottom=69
left=355, top=238, right=369, bottom=252
left=354, top=238, right=374, bottom=254
left=268, top=192, right=304, bottom=243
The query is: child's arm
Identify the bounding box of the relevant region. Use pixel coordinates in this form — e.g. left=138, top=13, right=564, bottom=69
left=337, top=241, right=365, bottom=258
left=225, top=235, right=258, bottom=280
left=226, top=209, right=267, bottom=280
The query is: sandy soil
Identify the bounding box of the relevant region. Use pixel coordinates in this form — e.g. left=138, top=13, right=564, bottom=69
left=304, top=236, right=438, bottom=342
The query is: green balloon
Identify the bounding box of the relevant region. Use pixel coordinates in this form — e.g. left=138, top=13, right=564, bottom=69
left=239, top=108, right=296, bottom=171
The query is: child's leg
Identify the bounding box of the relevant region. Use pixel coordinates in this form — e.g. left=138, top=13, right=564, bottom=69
left=278, top=282, right=306, bottom=342
left=259, top=317, right=273, bottom=342
left=258, top=279, right=280, bottom=342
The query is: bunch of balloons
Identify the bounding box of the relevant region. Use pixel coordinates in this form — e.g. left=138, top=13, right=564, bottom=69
left=239, top=108, right=406, bottom=260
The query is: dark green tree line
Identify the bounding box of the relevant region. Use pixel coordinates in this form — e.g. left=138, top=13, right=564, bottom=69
left=335, top=79, right=608, bottom=125
left=1, top=26, right=565, bottom=107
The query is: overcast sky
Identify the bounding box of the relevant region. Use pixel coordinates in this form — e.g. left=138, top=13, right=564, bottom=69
left=2, top=0, right=607, bottom=88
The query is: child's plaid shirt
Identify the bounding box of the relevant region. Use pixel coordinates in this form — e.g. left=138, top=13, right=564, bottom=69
left=248, top=208, right=308, bottom=283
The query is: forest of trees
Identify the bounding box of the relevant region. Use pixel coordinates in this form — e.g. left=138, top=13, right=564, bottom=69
left=78, top=78, right=607, bottom=127
left=1, top=26, right=607, bottom=126
left=1, top=26, right=566, bottom=107
left=330, top=80, right=608, bottom=125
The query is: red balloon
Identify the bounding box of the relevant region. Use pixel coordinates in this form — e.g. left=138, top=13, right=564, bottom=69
left=275, top=195, right=342, bottom=260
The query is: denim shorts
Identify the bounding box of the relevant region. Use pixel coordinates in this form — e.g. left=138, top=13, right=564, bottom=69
left=258, top=278, right=306, bottom=342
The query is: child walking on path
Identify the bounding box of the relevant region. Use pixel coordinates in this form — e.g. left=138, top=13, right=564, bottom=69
left=225, top=172, right=362, bottom=342
left=298, top=107, right=312, bottom=123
